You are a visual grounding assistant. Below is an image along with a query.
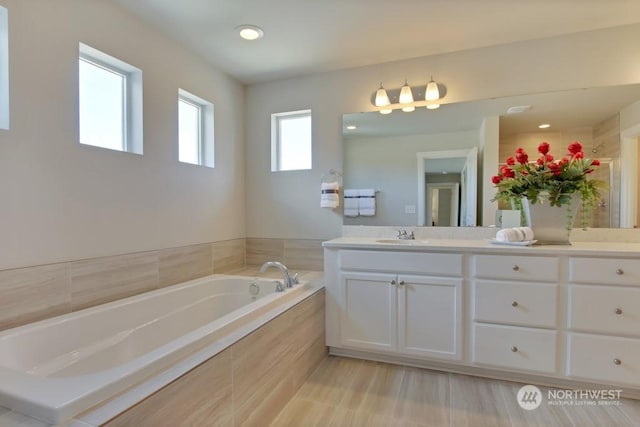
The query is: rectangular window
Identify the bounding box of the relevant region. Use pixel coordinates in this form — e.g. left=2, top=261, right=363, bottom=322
left=271, top=110, right=312, bottom=171
left=0, top=5, right=8, bottom=130
left=78, top=43, right=143, bottom=154
left=178, top=89, right=214, bottom=167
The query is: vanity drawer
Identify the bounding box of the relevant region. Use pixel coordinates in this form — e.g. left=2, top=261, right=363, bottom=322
left=568, top=285, right=640, bottom=337
left=474, top=280, right=557, bottom=328
left=473, top=324, right=557, bottom=374
left=340, top=250, right=462, bottom=276
left=568, top=333, right=640, bottom=387
left=473, top=255, right=558, bottom=282
left=569, top=257, right=640, bottom=286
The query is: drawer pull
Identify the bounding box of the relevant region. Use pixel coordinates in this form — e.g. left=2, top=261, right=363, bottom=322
left=511, top=301, right=518, bottom=307
left=613, top=358, right=622, bottom=366
left=511, top=346, right=518, bottom=352
left=398, top=280, right=405, bottom=286
left=390, top=280, right=396, bottom=286
left=616, top=269, right=624, bottom=275
left=615, top=308, right=623, bottom=315
left=512, top=265, right=520, bottom=271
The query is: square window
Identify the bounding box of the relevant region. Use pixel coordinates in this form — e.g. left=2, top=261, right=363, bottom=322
left=78, top=43, right=143, bottom=154
left=271, top=110, right=312, bottom=171
left=178, top=89, right=214, bottom=167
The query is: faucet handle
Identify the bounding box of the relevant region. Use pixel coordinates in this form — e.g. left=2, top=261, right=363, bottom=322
left=408, top=231, right=415, bottom=240
left=292, top=272, right=300, bottom=284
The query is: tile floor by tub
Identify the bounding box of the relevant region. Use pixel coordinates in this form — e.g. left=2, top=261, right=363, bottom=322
left=269, top=356, right=640, bottom=427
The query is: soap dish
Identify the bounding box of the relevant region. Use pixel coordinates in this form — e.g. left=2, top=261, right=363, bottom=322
left=487, top=238, right=537, bottom=246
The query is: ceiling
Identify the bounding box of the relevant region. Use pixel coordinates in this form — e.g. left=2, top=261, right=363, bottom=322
left=111, top=0, right=640, bottom=84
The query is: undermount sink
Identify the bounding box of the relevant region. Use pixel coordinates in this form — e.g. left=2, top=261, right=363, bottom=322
left=376, top=239, right=428, bottom=245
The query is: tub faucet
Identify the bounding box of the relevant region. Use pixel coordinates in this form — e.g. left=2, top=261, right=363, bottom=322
left=260, top=261, right=295, bottom=289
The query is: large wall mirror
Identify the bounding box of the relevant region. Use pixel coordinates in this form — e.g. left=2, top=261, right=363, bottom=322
left=342, top=83, right=640, bottom=228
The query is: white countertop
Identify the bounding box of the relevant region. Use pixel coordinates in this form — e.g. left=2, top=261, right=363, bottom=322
left=323, top=237, right=640, bottom=257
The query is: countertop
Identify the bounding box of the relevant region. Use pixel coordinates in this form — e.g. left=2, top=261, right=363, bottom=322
left=323, top=237, right=640, bottom=257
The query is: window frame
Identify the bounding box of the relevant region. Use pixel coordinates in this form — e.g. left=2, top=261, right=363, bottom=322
left=78, top=43, right=143, bottom=154
left=271, top=109, right=312, bottom=172
left=177, top=88, right=214, bottom=168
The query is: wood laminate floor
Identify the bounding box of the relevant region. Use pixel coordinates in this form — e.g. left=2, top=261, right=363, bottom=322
left=269, top=356, right=640, bottom=427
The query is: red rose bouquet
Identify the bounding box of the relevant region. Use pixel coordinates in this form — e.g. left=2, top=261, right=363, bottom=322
left=492, top=141, right=604, bottom=227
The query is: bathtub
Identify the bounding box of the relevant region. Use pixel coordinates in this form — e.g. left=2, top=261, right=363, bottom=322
left=0, top=274, right=315, bottom=424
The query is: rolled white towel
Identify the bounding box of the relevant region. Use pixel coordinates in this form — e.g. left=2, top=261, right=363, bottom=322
left=321, top=182, right=340, bottom=208
left=496, top=228, right=523, bottom=242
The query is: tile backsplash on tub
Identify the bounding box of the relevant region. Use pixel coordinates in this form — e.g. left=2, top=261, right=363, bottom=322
left=246, top=238, right=324, bottom=271
left=0, top=239, right=246, bottom=332
left=0, top=238, right=326, bottom=332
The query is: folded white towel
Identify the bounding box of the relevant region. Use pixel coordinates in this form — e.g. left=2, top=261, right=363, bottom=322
left=358, top=189, right=376, bottom=216
left=321, top=182, right=340, bottom=208
left=495, top=227, right=534, bottom=242
left=344, top=189, right=359, bottom=217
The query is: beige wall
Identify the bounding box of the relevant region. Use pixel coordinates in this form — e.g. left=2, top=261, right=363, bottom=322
left=0, top=0, right=245, bottom=271
left=245, top=23, right=640, bottom=239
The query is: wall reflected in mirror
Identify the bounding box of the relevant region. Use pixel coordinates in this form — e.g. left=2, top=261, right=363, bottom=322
left=343, top=83, right=640, bottom=228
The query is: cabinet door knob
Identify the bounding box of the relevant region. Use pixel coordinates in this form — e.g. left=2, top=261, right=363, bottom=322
left=615, top=308, right=623, bottom=315
left=616, top=269, right=624, bottom=275
left=398, top=280, right=405, bottom=286
left=512, top=301, right=518, bottom=307
left=512, top=265, right=520, bottom=271
left=511, top=346, right=518, bottom=352
left=390, top=280, right=396, bottom=286
left=613, top=358, right=622, bottom=365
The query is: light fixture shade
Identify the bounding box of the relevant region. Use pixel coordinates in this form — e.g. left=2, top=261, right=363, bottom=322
left=426, top=103, right=440, bottom=110
left=375, top=84, right=390, bottom=107
left=402, top=106, right=415, bottom=112
left=380, top=108, right=392, bottom=115
left=425, top=77, right=440, bottom=101
left=399, top=81, right=414, bottom=104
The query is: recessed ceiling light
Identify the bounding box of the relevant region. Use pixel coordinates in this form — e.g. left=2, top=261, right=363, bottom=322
left=346, top=125, right=357, bottom=130
left=507, top=105, right=532, bottom=114
left=538, top=123, right=551, bottom=129
left=236, top=25, right=264, bottom=41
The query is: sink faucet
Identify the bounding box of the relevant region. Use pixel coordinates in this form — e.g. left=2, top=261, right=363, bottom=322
left=396, top=229, right=415, bottom=240
left=259, top=261, right=296, bottom=289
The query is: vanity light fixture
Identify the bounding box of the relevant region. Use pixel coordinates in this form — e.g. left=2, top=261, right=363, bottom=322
left=236, top=25, right=264, bottom=40
left=346, top=125, right=357, bottom=130
left=425, top=76, right=440, bottom=101
left=399, top=80, right=415, bottom=112
left=538, top=123, right=551, bottom=129
left=371, top=77, right=445, bottom=113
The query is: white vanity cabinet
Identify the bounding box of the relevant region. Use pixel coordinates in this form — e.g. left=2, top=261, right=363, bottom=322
left=567, top=257, right=640, bottom=387
left=337, top=250, right=463, bottom=361
left=324, top=238, right=640, bottom=397
left=471, top=254, right=560, bottom=374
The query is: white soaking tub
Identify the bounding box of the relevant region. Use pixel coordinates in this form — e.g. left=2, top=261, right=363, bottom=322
left=0, top=274, right=314, bottom=424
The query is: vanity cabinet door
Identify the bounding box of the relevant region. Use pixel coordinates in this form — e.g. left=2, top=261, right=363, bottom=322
left=397, top=275, right=463, bottom=360
left=340, top=272, right=397, bottom=352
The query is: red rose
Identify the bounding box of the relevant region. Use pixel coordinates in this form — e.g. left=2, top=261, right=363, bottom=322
left=537, top=157, right=544, bottom=166
left=568, top=141, right=583, bottom=155
left=559, top=156, right=570, bottom=166
left=538, top=142, right=550, bottom=155
left=502, top=167, right=515, bottom=178
left=592, top=159, right=601, bottom=166
left=515, top=147, right=526, bottom=154
left=515, top=152, right=529, bottom=164
left=545, top=154, right=554, bottom=162
left=547, top=162, right=559, bottom=171
left=492, top=175, right=503, bottom=184
left=573, top=151, right=584, bottom=160
left=506, top=156, right=516, bottom=165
